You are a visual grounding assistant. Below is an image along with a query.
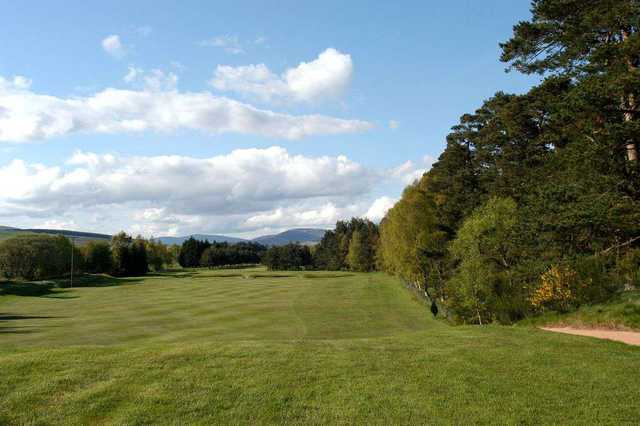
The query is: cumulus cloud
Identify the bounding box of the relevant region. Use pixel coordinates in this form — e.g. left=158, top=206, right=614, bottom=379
left=102, top=35, right=125, bottom=58
left=124, top=67, right=178, bottom=91
left=388, top=155, right=436, bottom=185
left=365, top=196, right=397, bottom=222
left=0, top=75, right=372, bottom=143
left=199, top=35, right=244, bottom=54
left=243, top=203, right=360, bottom=229
left=0, top=149, right=439, bottom=236
left=210, top=48, right=353, bottom=103
left=0, top=147, right=380, bottom=234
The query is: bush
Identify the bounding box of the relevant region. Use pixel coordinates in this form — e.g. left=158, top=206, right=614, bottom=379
left=530, top=265, right=582, bottom=313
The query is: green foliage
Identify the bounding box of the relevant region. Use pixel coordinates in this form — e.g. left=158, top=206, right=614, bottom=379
left=312, top=230, right=342, bottom=270
left=200, top=242, right=266, bottom=268
left=378, top=178, right=448, bottom=294
left=313, top=218, right=379, bottom=271
left=0, top=234, right=73, bottom=280
left=178, top=237, right=210, bottom=268
left=447, top=198, right=526, bottom=324
left=377, top=3, right=640, bottom=324
left=110, top=232, right=148, bottom=276
left=145, top=239, right=174, bottom=271
left=262, top=243, right=313, bottom=270
left=346, top=230, right=367, bottom=272
left=82, top=241, right=113, bottom=274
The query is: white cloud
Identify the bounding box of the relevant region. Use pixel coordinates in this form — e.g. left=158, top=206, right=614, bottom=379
left=124, top=66, right=142, bottom=83
left=401, top=169, right=427, bottom=185
left=210, top=48, right=353, bottom=103
left=0, top=147, right=380, bottom=236
left=365, top=196, right=397, bottom=222
left=102, top=35, right=125, bottom=58
left=244, top=203, right=356, bottom=229
left=0, top=149, right=439, bottom=236
left=124, top=67, right=178, bottom=91
left=389, top=120, right=399, bottom=129
left=389, top=160, right=414, bottom=179
left=254, top=36, right=267, bottom=45
left=0, top=74, right=373, bottom=143
left=388, top=155, right=436, bottom=185
left=199, top=35, right=244, bottom=54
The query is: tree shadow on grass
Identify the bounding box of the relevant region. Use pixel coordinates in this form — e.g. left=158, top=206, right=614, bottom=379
left=0, top=313, right=65, bottom=334
left=0, top=281, right=60, bottom=297
left=0, top=274, right=146, bottom=299
left=52, top=274, right=145, bottom=288
left=145, top=271, right=198, bottom=279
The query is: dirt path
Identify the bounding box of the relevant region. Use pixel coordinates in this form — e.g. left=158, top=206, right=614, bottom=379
left=542, top=327, right=640, bottom=346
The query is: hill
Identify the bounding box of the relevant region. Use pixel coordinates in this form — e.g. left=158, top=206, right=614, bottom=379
left=0, top=226, right=111, bottom=244
left=1, top=225, right=327, bottom=247
left=157, top=234, right=247, bottom=245
left=158, top=228, right=327, bottom=246
left=252, top=228, right=327, bottom=246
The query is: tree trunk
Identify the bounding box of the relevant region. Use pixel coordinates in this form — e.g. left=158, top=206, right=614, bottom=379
left=622, top=30, right=638, bottom=162
left=624, top=93, right=638, bottom=162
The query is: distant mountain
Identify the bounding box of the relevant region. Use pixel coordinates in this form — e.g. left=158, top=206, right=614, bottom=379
left=158, top=228, right=327, bottom=247
left=1, top=225, right=328, bottom=247
left=252, top=228, right=327, bottom=246
left=157, top=234, right=247, bottom=245
left=0, top=226, right=111, bottom=244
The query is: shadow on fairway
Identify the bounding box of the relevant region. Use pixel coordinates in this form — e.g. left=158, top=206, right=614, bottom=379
left=0, top=313, right=65, bottom=334
left=249, top=274, right=295, bottom=278
left=0, top=274, right=146, bottom=298
left=0, top=281, right=59, bottom=297
left=145, top=271, right=198, bottom=279
left=302, top=273, right=355, bottom=279
left=54, top=274, right=145, bottom=288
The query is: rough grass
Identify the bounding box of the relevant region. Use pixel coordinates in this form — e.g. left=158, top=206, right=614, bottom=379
left=1, top=269, right=639, bottom=424
left=521, top=290, right=640, bottom=330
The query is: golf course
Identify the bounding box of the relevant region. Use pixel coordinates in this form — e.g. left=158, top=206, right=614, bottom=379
left=1, top=269, right=638, bottom=424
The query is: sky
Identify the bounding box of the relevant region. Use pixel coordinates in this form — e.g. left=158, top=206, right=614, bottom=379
left=0, top=0, right=540, bottom=238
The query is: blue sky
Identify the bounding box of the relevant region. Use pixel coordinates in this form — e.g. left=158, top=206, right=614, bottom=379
left=0, top=0, right=540, bottom=237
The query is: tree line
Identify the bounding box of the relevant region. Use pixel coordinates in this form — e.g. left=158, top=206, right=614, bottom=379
left=262, top=218, right=380, bottom=271
left=0, top=232, right=175, bottom=281
left=378, top=0, right=640, bottom=324
left=177, top=237, right=267, bottom=268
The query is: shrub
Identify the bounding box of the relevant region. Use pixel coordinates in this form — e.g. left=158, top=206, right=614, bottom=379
left=530, top=265, right=582, bottom=313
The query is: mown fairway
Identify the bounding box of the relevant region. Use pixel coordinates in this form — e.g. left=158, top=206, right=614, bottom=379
left=1, top=270, right=639, bottom=424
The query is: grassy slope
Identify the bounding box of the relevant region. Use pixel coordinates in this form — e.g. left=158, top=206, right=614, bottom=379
left=1, top=270, right=639, bottom=424
left=521, top=290, right=640, bottom=330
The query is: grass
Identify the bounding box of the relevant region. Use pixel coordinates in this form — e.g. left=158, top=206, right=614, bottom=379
left=1, top=269, right=639, bottom=424
left=521, top=290, right=640, bottom=330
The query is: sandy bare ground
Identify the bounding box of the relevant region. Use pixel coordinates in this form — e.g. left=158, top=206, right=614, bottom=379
left=542, top=327, right=640, bottom=346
